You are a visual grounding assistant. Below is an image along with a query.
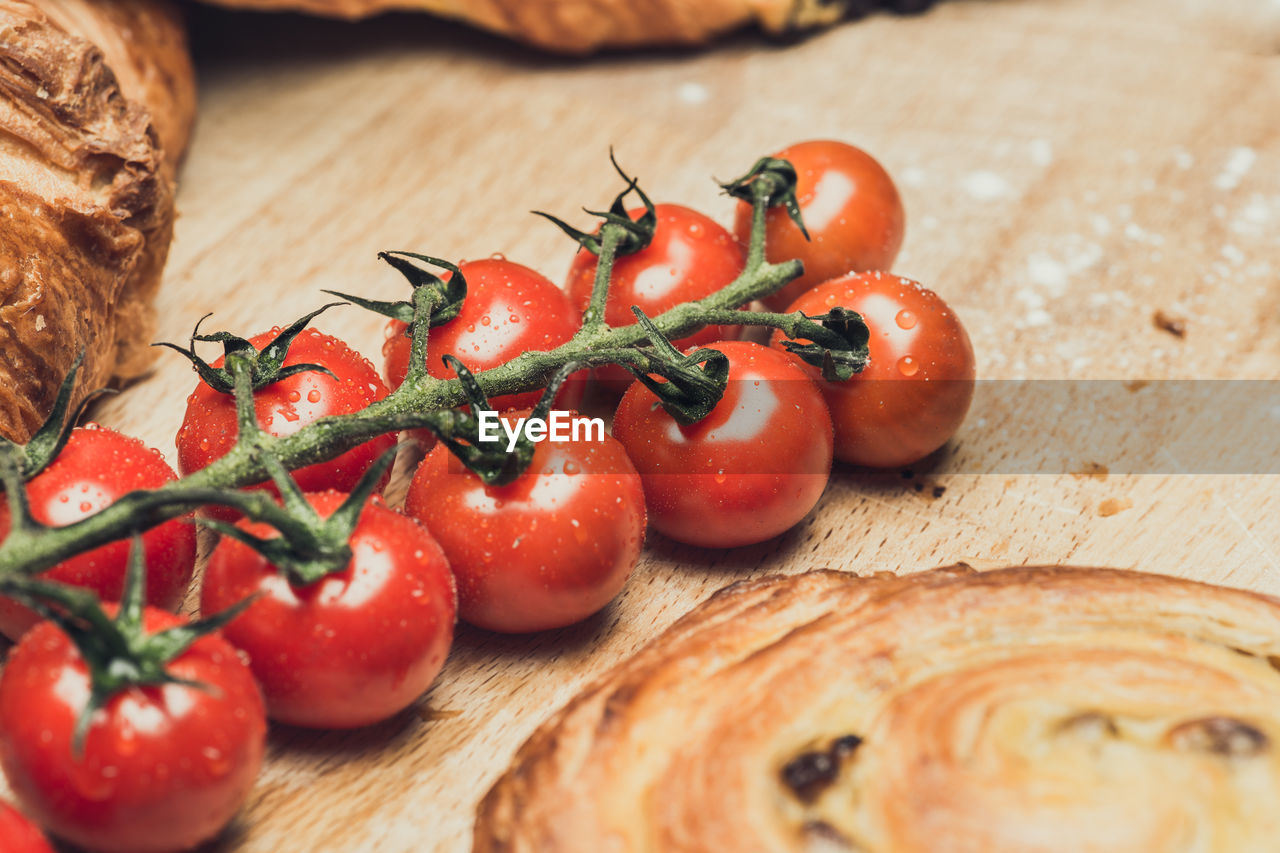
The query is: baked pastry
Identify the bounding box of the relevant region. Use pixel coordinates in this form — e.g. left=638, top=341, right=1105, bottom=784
left=476, top=566, right=1280, bottom=851
left=37, top=0, right=196, bottom=169
left=0, top=0, right=195, bottom=441
left=200, top=0, right=939, bottom=53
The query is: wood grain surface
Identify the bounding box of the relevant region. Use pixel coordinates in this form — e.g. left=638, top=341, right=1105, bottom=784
left=8, top=0, right=1280, bottom=849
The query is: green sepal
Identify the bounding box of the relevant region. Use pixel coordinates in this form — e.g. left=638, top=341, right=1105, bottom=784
left=153, top=304, right=343, bottom=395
left=326, top=251, right=467, bottom=330
left=0, top=536, right=254, bottom=756
left=441, top=354, right=494, bottom=413
left=533, top=150, right=657, bottom=258
left=0, top=444, right=39, bottom=536
left=430, top=360, right=582, bottom=487
left=720, top=156, right=809, bottom=239
left=778, top=307, right=871, bottom=381
left=198, top=444, right=397, bottom=586
left=623, top=307, right=729, bottom=425
left=0, top=352, right=117, bottom=483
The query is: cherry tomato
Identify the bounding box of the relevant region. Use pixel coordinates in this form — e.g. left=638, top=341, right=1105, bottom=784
left=771, top=272, right=975, bottom=468
left=404, top=413, right=645, bottom=633
left=0, top=610, right=266, bottom=853
left=383, top=258, right=583, bottom=413
left=736, top=140, right=905, bottom=311
left=612, top=340, right=832, bottom=549
left=0, top=425, right=196, bottom=641
left=0, top=802, right=54, bottom=853
left=565, top=204, right=744, bottom=391
left=176, top=327, right=395, bottom=517
left=201, top=491, right=456, bottom=728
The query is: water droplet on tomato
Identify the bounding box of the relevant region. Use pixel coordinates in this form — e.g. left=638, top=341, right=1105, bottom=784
left=563, top=460, right=580, bottom=476
left=78, top=501, right=92, bottom=512
left=491, top=252, right=506, bottom=261
left=70, top=757, right=116, bottom=801
left=202, top=746, right=232, bottom=777
left=287, top=390, right=301, bottom=403
left=307, top=389, right=322, bottom=403
left=895, top=310, right=918, bottom=330
left=480, top=316, right=492, bottom=327
left=115, top=721, right=139, bottom=756
left=897, top=356, right=919, bottom=377
left=509, top=315, right=520, bottom=323
left=713, top=470, right=727, bottom=484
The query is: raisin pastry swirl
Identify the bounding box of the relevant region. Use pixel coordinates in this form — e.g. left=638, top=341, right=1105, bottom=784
left=475, top=566, right=1280, bottom=852
left=0, top=0, right=195, bottom=441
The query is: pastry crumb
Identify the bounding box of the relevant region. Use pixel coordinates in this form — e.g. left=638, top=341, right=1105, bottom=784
left=1097, top=497, right=1134, bottom=517
left=1153, top=310, right=1187, bottom=338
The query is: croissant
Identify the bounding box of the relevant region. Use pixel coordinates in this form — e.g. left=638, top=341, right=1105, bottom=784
left=476, top=565, right=1280, bottom=852
left=0, top=0, right=195, bottom=441
left=200, top=0, right=936, bottom=53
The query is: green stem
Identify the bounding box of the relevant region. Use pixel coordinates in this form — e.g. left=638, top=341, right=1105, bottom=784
left=743, top=177, right=774, bottom=270
left=695, top=309, right=852, bottom=350
left=0, top=184, right=802, bottom=581
left=230, top=357, right=261, bottom=443
left=401, top=285, right=443, bottom=387
left=577, top=225, right=624, bottom=334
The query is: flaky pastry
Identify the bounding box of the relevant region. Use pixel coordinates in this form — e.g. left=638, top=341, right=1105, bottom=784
left=199, top=0, right=900, bottom=53
left=0, top=0, right=194, bottom=441
left=476, top=566, right=1280, bottom=852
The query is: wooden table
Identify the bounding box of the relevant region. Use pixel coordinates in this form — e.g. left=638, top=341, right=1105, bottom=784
left=29, top=0, right=1280, bottom=849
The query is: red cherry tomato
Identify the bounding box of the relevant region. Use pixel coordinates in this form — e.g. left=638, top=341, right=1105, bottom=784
left=0, top=425, right=196, bottom=641
left=176, top=327, right=395, bottom=517
left=201, top=491, right=456, bottom=728
left=612, top=340, right=833, bottom=549
left=736, top=140, right=905, bottom=311
left=383, top=258, right=583, bottom=414
left=0, top=610, right=266, bottom=853
left=0, top=802, right=54, bottom=853
left=404, top=413, right=645, bottom=633
left=771, top=272, right=975, bottom=468
left=565, top=204, right=744, bottom=391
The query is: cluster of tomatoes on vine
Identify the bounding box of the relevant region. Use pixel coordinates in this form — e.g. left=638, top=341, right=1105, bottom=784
left=0, top=140, right=974, bottom=852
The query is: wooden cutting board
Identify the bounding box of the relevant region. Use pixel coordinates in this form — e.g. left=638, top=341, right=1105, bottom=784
left=16, top=0, right=1280, bottom=849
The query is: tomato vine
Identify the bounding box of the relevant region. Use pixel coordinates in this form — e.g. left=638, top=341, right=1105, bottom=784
left=0, top=153, right=871, bottom=584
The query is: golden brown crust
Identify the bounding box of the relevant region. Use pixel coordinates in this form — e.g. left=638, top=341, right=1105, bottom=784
left=41, top=0, right=196, bottom=170
left=475, top=566, right=1280, bottom=852
left=0, top=0, right=194, bottom=441
left=198, top=0, right=855, bottom=53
